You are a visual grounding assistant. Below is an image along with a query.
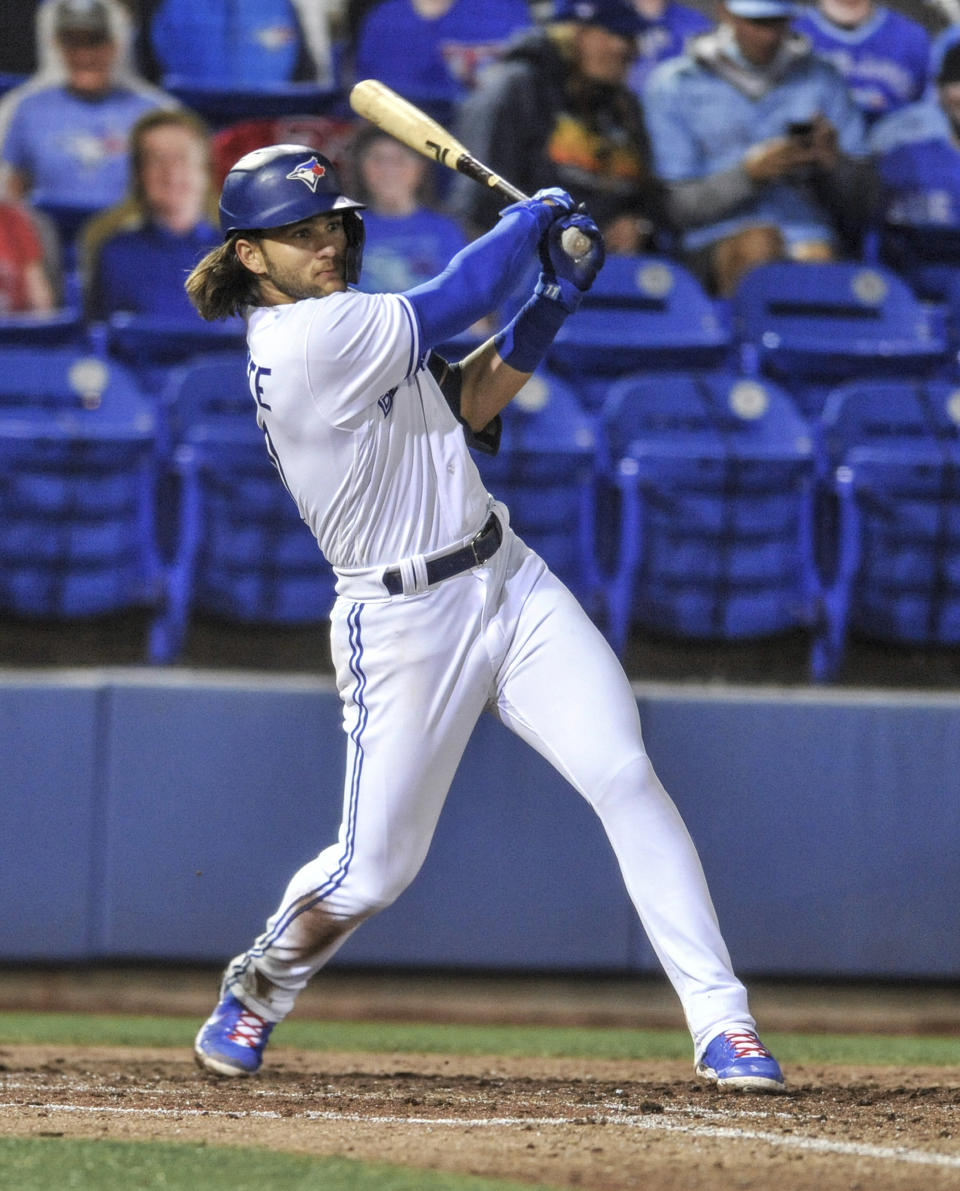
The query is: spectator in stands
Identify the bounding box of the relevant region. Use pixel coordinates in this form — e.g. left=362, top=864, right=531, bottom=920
left=348, top=124, right=468, bottom=293
left=0, top=0, right=177, bottom=216
left=352, top=0, right=533, bottom=111
left=868, top=38, right=960, bottom=293
left=148, top=0, right=335, bottom=88
left=867, top=25, right=960, bottom=156
left=0, top=198, right=56, bottom=314
left=628, top=0, right=712, bottom=95
left=644, top=0, right=875, bottom=297
left=449, top=0, right=666, bottom=254
left=792, top=0, right=931, bottom=127
left=82, top=106, right=218, bottom=320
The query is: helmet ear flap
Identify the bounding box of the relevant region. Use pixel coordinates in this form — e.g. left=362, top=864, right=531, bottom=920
left=343, top=210, right=365, bottom=285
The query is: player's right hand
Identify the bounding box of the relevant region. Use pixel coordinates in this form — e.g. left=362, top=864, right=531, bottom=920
left=541, top=211, right=605, bottom=296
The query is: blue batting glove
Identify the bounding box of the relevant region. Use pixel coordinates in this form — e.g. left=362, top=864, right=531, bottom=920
left=499, top=187, right=576, bottom=236
left=541, top=211, right=606, bottom=293
left=534, top=271, right=583, bottom=315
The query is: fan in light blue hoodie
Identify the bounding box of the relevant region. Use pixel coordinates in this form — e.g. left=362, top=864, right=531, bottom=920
left=643, top=0, right=875, bottom=293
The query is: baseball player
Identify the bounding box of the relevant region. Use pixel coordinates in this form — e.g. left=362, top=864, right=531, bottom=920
left=186, top=144, right=785, bottom=1093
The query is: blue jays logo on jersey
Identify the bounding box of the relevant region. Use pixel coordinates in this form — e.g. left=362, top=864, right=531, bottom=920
left=286, top=156, right=328, bottom=192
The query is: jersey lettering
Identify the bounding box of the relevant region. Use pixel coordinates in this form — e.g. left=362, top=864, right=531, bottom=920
left=378, top=387, right=396, bottom=418
left=248, top=357, right=273, bottom=410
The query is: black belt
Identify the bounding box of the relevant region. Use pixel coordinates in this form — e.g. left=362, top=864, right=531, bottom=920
left=382, top=513, right=502, bottom=596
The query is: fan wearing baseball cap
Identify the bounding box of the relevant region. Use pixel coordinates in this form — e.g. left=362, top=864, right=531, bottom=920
left=643, top=0, right=876, bottom=295
left=449, top=0, right=668, bottom=254
left=0, top=0, right=178, bottom=218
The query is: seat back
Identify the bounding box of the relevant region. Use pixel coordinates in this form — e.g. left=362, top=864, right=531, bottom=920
left=474, top=368, right=600, bottom=605
left=0, top=308, right=85, bottom=347
left=819, top=379, right=960, bottom=470
left=602, top=370, right=818, bottom=656
left=0, top=353, right=163, bottom=647
left=156, top=355, right=335, bottom=660
left=547, top=256, right=732, bottom=408
left=733, top=261, right=949, bottom=416
left=813, top=381, right=960, bottom=678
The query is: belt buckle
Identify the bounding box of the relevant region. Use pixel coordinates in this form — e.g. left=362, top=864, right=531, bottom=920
left=470, top=536, right=482, bottom=568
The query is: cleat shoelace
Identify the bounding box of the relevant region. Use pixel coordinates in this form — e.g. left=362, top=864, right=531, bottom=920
left=721, top=1030, right=771, bottom=1059
left=226, top=1008, right=270, bottom=1049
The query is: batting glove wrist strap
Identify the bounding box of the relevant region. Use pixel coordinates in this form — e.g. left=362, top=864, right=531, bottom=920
left=533, top=270, right=582, bottom=314
left=494, top=280, right=570, bottom=373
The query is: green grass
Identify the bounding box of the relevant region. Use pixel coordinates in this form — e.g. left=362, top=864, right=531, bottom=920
left=0, top=1139, right=562, bottom=1191
left=1, top=1010, right=959, bottom=1066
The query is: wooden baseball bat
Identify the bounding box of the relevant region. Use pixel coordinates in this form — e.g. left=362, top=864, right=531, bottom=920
left=348, top=78, right=592, bottom=261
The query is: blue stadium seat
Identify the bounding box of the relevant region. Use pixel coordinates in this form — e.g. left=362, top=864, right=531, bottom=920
left=600, top=370, right=820, bottom=662
left=0, top=307, right=85, bottom=346
left=813, top=380, right=960, bottom=680
left=473, top=367, right=601, bottom=608
left=546, top=255, right=732, bottom=411
left=161, top=78, right=342, bottom=125
left=154, top=355, right=335, bottom=662
left=733, top=261, right=949, bottom=418
left=102, top=311, right=247, bottom=400
left=0, top=349, right=164, bottom=653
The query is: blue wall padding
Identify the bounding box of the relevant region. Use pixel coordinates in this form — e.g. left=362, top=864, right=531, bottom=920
left=1, top=674, right=957, bottom=977
left=0, top=680, right=103, bottom=958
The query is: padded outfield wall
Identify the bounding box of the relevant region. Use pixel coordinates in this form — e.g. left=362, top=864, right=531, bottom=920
left=2, top=670, right=958, bottom=978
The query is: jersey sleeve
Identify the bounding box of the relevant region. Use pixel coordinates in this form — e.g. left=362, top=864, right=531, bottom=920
left=303, top=289, right=421, bottom=426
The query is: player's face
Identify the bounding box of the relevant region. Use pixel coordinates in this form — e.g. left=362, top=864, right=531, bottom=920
left=246, top=214, right=349, bottom=303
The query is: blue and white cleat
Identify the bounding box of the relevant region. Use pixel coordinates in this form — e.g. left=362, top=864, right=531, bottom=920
left=194, top=992, right=274, bottom=1077
left=696, top=1029, right=785, bottom=1093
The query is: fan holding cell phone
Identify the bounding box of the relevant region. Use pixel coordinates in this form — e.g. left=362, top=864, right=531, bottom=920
left=643, top=0, right=878, bottom=296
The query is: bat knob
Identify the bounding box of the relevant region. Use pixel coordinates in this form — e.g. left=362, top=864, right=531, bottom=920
left=560, top=225, right=592, bottom=261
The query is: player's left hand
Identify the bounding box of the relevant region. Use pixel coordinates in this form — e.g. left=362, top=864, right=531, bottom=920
left=540, top=211, right=605, bottom=296
left=499, top=187, right=576, bottom=235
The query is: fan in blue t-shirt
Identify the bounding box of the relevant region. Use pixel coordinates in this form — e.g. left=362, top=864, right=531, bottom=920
left=349, top=125, right=469, bottom=296
left=793, top=0, right=930, bottom=126
left=83, top=108, right=220, bottom=321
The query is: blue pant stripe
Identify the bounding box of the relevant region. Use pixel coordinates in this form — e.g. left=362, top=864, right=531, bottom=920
left=245, top=602, right=367, bottom=960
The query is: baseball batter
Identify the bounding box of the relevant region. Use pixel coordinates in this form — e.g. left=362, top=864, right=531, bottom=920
left=187, top=144, right=784, bottom=1093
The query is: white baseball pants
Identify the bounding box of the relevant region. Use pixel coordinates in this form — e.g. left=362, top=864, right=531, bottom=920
left=223, top=515, right=756, bottom=1059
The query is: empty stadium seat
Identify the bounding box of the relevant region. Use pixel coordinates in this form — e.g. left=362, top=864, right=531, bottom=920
left=600, top=370, right=820, bottom=662
left=813, top=380, right=960, bottom=680
left=153, top=355, right=335, bottom=662
left=0, top=348, right=164, bottom=652
left=473, top=367, right=601, bottom=607
left=547, top=255, right=732, bottom=411
left=733, top=261, right=949, bottom=417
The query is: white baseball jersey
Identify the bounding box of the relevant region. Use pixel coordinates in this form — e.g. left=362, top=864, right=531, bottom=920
left=246, top=290, right=491, bottom=573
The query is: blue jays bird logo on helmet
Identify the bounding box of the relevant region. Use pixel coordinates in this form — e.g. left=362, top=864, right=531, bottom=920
left=286, top=156, right=328, bottom=192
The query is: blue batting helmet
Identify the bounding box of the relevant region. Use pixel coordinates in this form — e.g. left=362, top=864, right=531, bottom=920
left=219, top=143, right=366, bottom=283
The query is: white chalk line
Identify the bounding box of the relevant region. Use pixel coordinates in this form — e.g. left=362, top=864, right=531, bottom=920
left=2, top=1100, right=959, bottom=1170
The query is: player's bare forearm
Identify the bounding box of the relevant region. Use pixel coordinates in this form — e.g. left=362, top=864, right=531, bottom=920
left=458, top=339, right=531, bottom=432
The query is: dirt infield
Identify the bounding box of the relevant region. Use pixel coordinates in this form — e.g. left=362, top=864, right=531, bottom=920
left=1, top=970, right=959, bottom=1190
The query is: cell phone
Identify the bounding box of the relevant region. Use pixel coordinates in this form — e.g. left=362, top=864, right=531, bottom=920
left=787, top=120, right=815, bottom=143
